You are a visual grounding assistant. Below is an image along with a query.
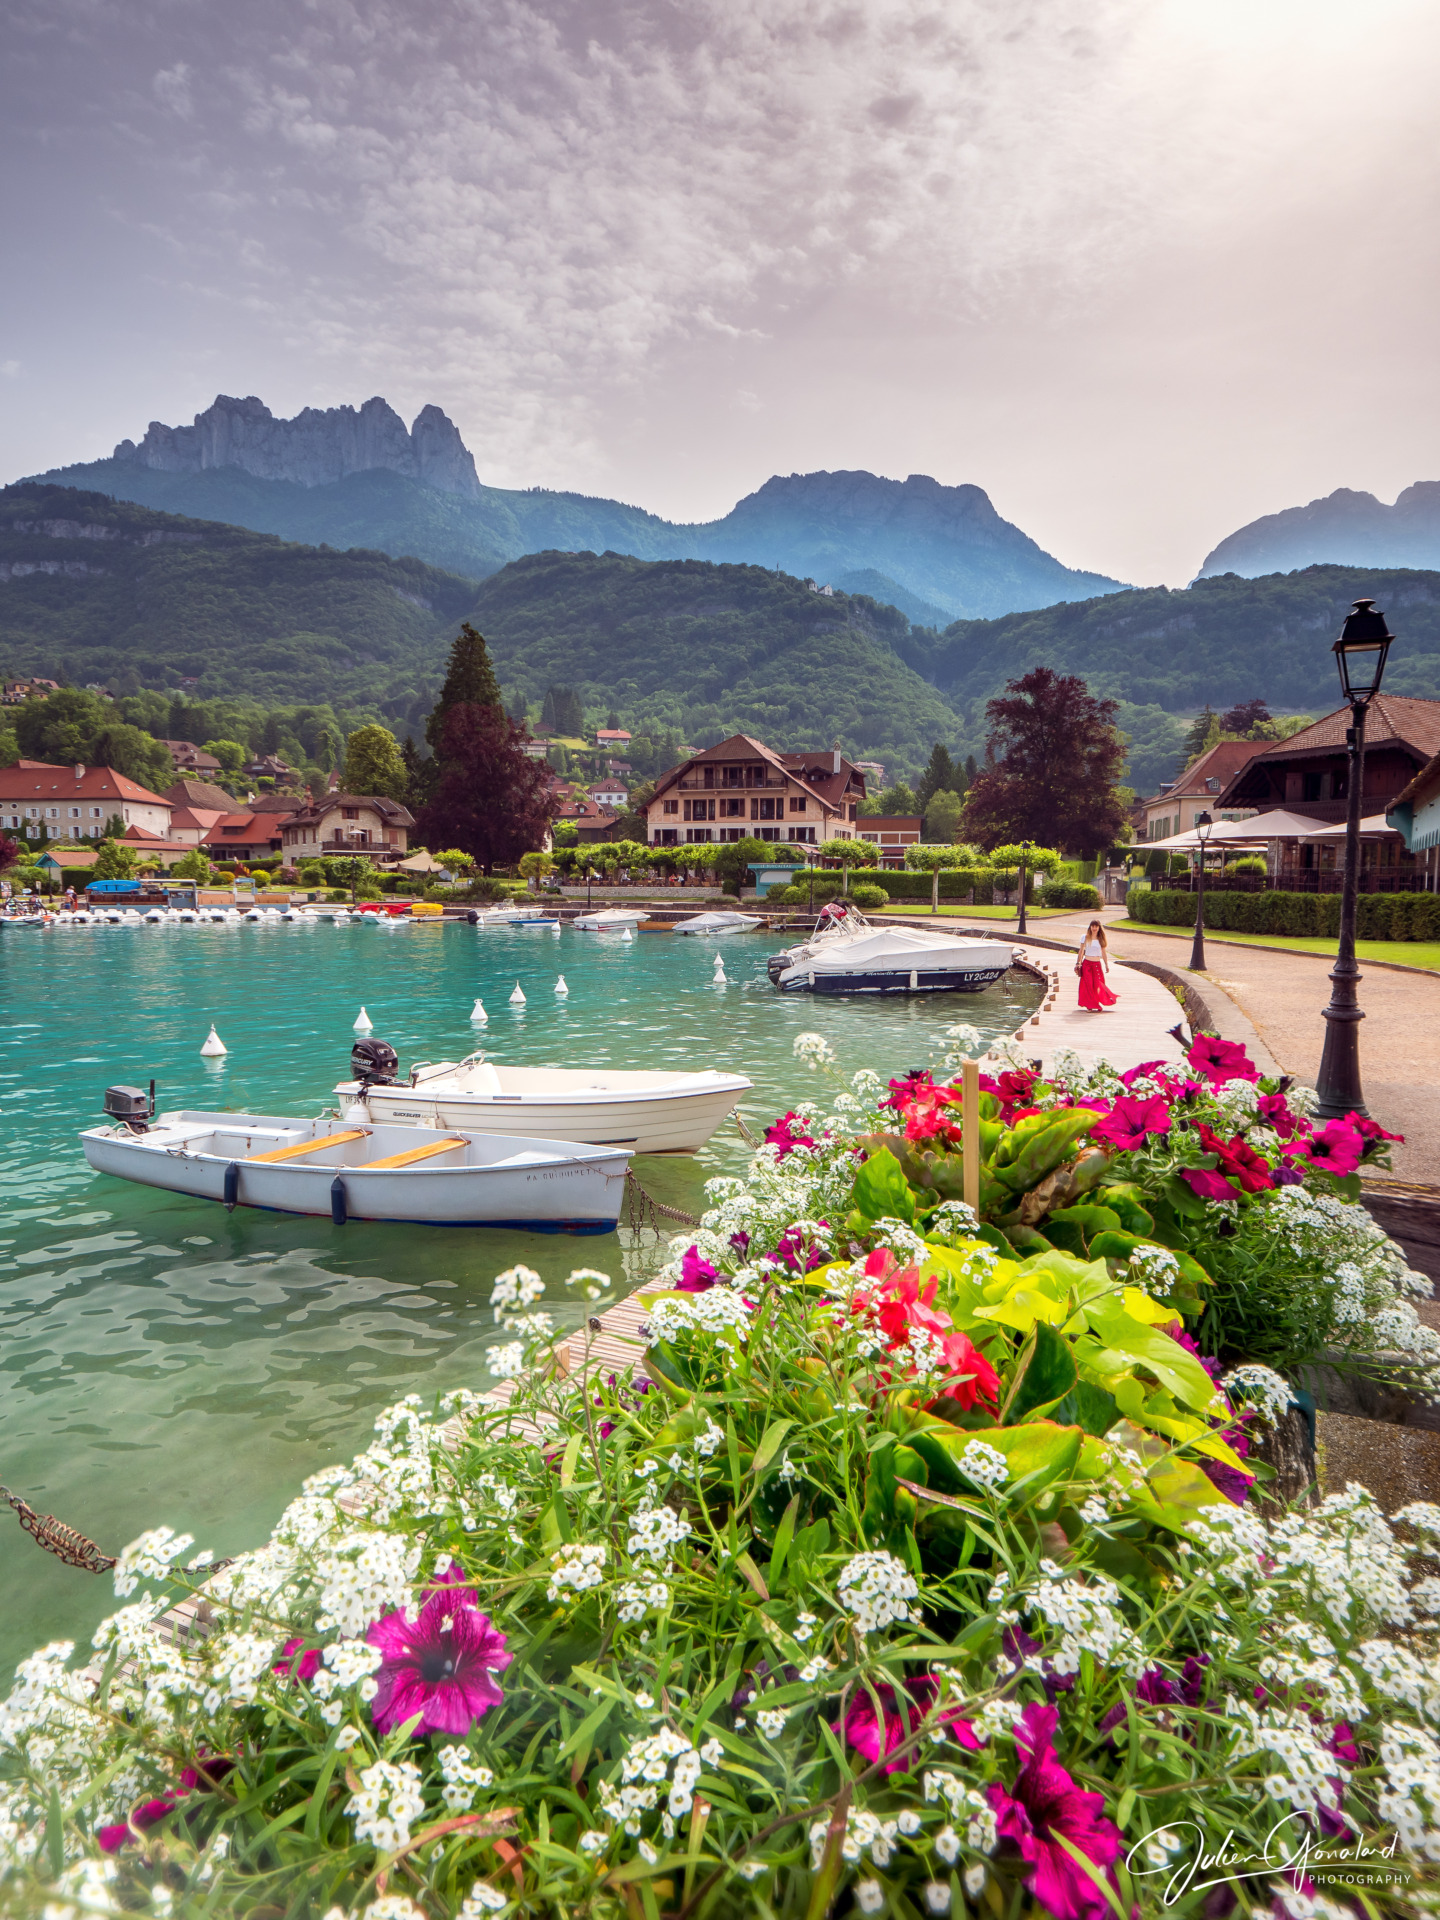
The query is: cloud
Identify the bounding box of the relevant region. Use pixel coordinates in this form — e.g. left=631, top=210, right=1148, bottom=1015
left=152, top=61, right=193, bottom=120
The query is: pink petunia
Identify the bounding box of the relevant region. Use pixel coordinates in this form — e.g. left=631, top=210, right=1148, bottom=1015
left=1091, top=1094, right=1172, bottom=1152
left=273, top=1637, right=322, bottom=1684
left=1283, top=1121, right=1364, bottom=1179
left=367, top=1587, right=511, bottom=1738
left=1178, top=1165, right=1237, bottom=1203
left=839, top=1677, right=982, bottom=1773
left=763, top=1112, right=816, bottom=1158
left=1186, top=1034, right=1260, bottom=1086
left=677, top=1245, right=719, bottom=1292
left=988, top=1703, right=1122, bottom=1920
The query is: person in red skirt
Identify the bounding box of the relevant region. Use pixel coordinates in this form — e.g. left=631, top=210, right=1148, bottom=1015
left=1076, top=918, right=1118, bottom=1011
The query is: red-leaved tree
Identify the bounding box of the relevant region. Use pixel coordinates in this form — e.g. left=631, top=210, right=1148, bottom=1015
left=416, top=704, right=558, bottom=874
left=958, top=666, right=1128, bottom=856
left=0, top=833, right=20, bottom=875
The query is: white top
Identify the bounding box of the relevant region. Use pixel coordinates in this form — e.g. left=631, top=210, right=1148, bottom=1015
left=1082, top=938, right=1105, bottom=959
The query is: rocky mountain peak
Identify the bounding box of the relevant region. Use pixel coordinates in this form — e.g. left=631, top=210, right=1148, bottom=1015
left=111, top=395, right=482, bottom=498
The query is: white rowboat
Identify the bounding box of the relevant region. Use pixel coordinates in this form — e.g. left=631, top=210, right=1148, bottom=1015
left=81, top=1111, right=632, bottom=1232
left=671, top=911, right=761, bottom=934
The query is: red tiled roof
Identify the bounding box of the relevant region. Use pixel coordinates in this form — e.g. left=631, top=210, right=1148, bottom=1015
left=1247, top=695, right=1440, bottom=760
left=1142, top=738, right=1267, bottom=804
left=0, top=763, right=172, bottom=806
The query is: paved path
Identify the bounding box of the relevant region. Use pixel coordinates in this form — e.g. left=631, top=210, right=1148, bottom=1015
left=985, top=940, right=1189, bottom=1079
left=1023, top=910, right=1440, bottom=1185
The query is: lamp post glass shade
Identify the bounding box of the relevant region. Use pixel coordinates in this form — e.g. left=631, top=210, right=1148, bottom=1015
left=1332, top=599, right=1394, bottom=704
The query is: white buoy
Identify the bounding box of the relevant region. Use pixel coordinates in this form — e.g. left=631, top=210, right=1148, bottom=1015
left=354, top=1006, right=373, bottom=1032
left=200, top=1024, right=227, bottom=1057
left=621, top=926, right=634, bottom=942
left=555, top=975, right=569, bottom=997
left=510, top=981, right=527, bottom=1006
left=470, top=997, right=488, bottom=1024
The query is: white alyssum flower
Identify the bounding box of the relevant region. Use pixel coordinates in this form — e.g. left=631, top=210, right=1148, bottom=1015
left=313, top=1530, right=423, bottom=1638
left=1220, top=1364, right=1296, bottom=1425
left=565, top=1266, right=611, bottom=1301
left=548, top=1542, right=607, bottom=1603
left=599, top=1727, right=705, bottom=1830
left=793, top=1032, right=836, bottom=1070
left=806, top=1807, right=901, bottom=1870
left=925, top=1879, right=953, bottom=1911
left=490, top=1263, right=544, bottom=1323
left=112, top=1525, right=197, bottom=1597
left=486, top=1341, right=527, bottom=1380
left=956, top=1440, right=1010, bottom=1492
left=694, top=1418, right=725, bottom=1458
left=756, top=1706, right=789, bottom=1739
left=458, top=1884, right=509, bottom=1916
left=347, top=1757, right=426, bottom=1853
left=1375, top=1722, right=1440, bottom=1860
left=1125, top=1245, right=1180, bottom=1300
left=626, top=1507, right=694, bottom=1562
left=836, top=1550, right=919, bottom=1635
left=855, top=1880, right=885, bottom=1914
left=616, top=1579, right=671, bottom=1623
left=645, top=1288, right=753, bottom=1348
left=438, top=1745, right=496, bottom=1814
left=29, top=1855, right=118, bottom=1920
left=1029, top=1565, right=1144, bottom=1677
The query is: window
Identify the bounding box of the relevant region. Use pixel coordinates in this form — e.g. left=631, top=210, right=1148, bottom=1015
left=656, top=828, right=677, bottom=845
left=720, top=797, right=745, bottom=818
left=787, top=826, right=816, bottom=844
left=47, top=808, right=58, bottom=818
left=684, top=798, right=716, bottom=822
left=757, top=826, right=779, bottom=842
left=342, top=807, right=359, bottom=820
left=91, top=808, right=102, bottom=818
left=685, top=827, right=713, bottom=843
left=702, top=767, right=715, bottom=788
left=1302, top=773, right=1323, bottom=803
left=70, top=807, right=80, bottom=818
left=751, top=797, right=779, bottom=821
left=789, top=796, right=806, bottom=813
left=848, top=805, right=856, bottom=821
left=1331, top=770, right=1347, bottom=799
left=717, top=827, right=746, bottom=843
left=662, top=799, right=678, bottom=815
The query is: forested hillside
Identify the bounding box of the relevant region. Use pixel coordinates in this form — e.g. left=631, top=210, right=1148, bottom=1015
left=0, top=483, right=472, bottom=712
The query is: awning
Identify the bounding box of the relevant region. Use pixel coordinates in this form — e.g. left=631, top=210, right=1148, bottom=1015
left=1143, top=810, right=1319, bottom=852
left=1296, top=814, right=1403, bottom=841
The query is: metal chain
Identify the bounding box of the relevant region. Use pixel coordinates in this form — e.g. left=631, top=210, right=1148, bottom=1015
left=623, top=1169, right=700, bottom=1233
left=1, top=1483, right=115, bottom=1574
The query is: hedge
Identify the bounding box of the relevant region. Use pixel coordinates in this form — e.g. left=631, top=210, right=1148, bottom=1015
left=791, top=867, right=1034, bottom=904
left=1129, top=888, right=1440, bottom=942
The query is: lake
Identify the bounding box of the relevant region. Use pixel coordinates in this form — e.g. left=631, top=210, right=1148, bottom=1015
left=0, top=916, right=1038, bottom=1676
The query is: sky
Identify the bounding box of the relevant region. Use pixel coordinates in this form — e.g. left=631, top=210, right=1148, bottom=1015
left=3, top=0, right=1439, bottom=586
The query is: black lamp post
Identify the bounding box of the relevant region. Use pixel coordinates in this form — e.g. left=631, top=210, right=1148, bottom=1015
left=1315, top=597, right=1394, bottom=1119
left=1188, top=812, right=1213, bottom=971
left=1016, top=841, right=1030, bottom=936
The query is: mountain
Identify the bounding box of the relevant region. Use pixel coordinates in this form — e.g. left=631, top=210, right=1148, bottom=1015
left=831, top=568, right=953, bottom=629
left=0, top=483, right=473, bottom=716
left=31, top=393, right=1127, bottom=619
left=924, top=564, right=1440, bottom=721
left=1198, top=483, right=1440, bottom=578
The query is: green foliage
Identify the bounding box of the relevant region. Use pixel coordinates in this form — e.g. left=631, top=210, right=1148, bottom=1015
left=540, top=683, right=585, bottom=735
left=0, top=727, right=19, bottom=768
left=90, top=838, right=136, bottom=880
left=170, top=849, right=214, bottom=882
left=340, top=722, right=408, bottom=800
left=848, top=881, right=890, bottom=909
left=1226, top=855, right=1268, bottom=874
left=201, top=738, right=247, bottom=773
left=920, top=788, right=963, bottom=842
left=1129, top=886, right=1440, bottom=941
left=1040, top=879, right=1103, bottom=909
left=425, top=622, right=503, bottom=750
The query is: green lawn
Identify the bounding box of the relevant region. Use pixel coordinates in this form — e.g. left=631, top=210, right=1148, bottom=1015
left=880, top=902, right=1073, bottom=921
left=1110, top=918, right=1440, bottom=972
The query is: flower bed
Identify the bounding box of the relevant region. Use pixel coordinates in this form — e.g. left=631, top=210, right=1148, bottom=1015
left=3, top=1037, right=1440, bottom=1919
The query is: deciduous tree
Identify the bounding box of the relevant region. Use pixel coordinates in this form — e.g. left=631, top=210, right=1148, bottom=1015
left=92, top=838, right=138, bottom=880
left=342, top=724, right=408, bottom=801
left=959, top=667, right=1128, bottom=857
left=921, top=789, right=963, bottom=844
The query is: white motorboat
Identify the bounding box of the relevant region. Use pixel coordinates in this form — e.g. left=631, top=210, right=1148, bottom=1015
left=82, top=1092, right=632, bottom=1233
left=671, top=911, right=761, bottom=935
left=572, top=907, right=645, bottom=931
left=465, top=906, right=530, bottom=926
left=338, top=1037, right=750, bottom=1154
left=767, top=911, right=1014, bottom=995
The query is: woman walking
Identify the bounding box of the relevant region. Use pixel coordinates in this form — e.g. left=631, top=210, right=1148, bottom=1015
left=1076, top=918, right=1117, bottom=1012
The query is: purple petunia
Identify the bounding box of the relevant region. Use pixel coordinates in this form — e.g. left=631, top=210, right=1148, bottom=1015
left=367, top=1584, right=511, bottom=1738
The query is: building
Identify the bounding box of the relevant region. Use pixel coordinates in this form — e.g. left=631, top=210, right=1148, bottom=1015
left=1137, top=739, right=1267, bottom=843
left=202, top=812, right=288, bottom=864
left=162, top=739, right=224, bottom=776
left=1, top=678, right=61, bottom=706
left=163, top=777, right=236, bottom=848
left=1386, top=748, right=1440, bottom=891
left=119, top=829, right=197, bottom=870
left=243, top=753, right=299, bottom=783
left=568, top=797, right=625, bottom=844
left=855, top=814, right=923, bottom=867
left=0, top=762, right=173, bottom=840
left=595, top=729, right=632, bottom=749
left=276, top=793, right=414, bottom=862
left=643, top=734, right=867, bottom=848
left=854, top=760, right=886, bottom=786
left=1216, top=696, right=1440, bottom=823
left=591, top=781, right=629, bottom=810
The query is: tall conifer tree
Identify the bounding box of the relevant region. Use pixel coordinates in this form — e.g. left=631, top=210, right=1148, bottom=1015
left=425, top=624, right=503, bottom=751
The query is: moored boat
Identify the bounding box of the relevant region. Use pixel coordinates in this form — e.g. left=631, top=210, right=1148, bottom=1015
left=571, top=907, right=645, bottom=931
left=338, top=1037, right=750, bottom=1153
left=767, top=911, right=1014, bottom=995
left=81, top=1093, right=632, bottom=1232
left=671, top=910, right=761, bottom=935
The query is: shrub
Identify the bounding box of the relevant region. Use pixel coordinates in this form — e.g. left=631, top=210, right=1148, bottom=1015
left=249, top=870, right=271, bottom=886
left=848, top=881, right=890, bottom=909
left=1128, top=887, right=1440, bottom=942
left=1039, top=879, right=1102, bottom=909
left=326, top=888, right=348, bottom=903
left=1226, top=855, right=1268, bottom=874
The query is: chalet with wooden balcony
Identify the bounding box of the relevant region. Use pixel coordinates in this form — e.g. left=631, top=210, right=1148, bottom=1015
left=643, top=734, right=866, bottom=848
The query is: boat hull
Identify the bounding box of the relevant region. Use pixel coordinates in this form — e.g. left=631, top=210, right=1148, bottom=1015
left=778, top=963, right=1010, bottom=994
left=358, top=1069, right=750, bottom=1153
left=81, top=1113, right=630, bottom=1231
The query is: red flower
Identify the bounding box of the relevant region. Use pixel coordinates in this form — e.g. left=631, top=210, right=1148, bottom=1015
left=367, top=1585, right=511, bottom=1738
left=1179, top=1165, right=1237, bottom=1203
left=850, top=1262, right=1000, bottom=1411
left=987, top=1703, right=1122, bottom=1920
left=1091, top=1094, right=1172, bottom=1151
left=839, top=1676, right=982, bottom=1773
left=1349, top=1112, right=1404, bottom=1145
left=1195, top=1124, right=1275, bottom=1195
left=1256, top=1092, right=1301, bottom=1139
left=96, top=1757, right=232, bottom=1852
left=764, top=1112, right=816, bottom=1157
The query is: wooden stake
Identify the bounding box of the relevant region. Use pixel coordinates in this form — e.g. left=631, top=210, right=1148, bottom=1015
left=962, top=1057, right=980, bottom=1214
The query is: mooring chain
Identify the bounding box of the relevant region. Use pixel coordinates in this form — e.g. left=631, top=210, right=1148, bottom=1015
left=623, top=1168, right=701, bottom=1233
left=1, top=1482, right=115, bottom=1575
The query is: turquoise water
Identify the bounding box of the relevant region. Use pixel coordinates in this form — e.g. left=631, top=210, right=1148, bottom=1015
left=0, top=919, right=1037, bottom=1676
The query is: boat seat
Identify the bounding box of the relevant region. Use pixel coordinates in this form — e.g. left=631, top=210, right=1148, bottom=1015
left=247, top=1128, right=370, bottom=1164
left=363, top=1135, right=467, bottom=1170
left=461, top=1062, right=504, bottom=1095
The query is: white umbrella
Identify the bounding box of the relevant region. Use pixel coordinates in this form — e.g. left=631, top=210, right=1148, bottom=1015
left=1295, top=814, right=1398, bottom=840
left=1142, top=809, right=1318, bottom=852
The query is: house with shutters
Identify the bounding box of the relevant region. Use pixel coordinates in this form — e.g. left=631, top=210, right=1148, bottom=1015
left=643, top=735, right=866, bottom=849
left=1136, top=739, right=1267, bottom=844
left=0, top=762, right=173, bottom=840
left=276, top=793, right=414, bottom=861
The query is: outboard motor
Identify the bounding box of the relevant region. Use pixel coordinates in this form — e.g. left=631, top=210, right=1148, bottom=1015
left=350, top=1037, right=399, bottom=1088
left=104, top=1082, right=155, bottom=1133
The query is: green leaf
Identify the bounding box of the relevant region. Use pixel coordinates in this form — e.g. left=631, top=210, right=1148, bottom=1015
left=769, top=1493, right=801, bottom=1581
left=1002, top=1319, right=1079, bottom=1424
left=46, top=1784, right=63, bottom=1880
left=1095, top=1181, right=1156, bottom=1236
left=559, top=1693, right=617, bottom=1759
left=851, top=1145, right=915, bottom=1224
left=559, top=1431, right=584, bottom=1488
left=751, top=1418, right=795, bottom=1475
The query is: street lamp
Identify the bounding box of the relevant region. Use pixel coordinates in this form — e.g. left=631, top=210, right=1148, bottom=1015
left=1315, top=597, right=1394, bottom=1118
left=1188, top=812, right=1213, bottom=971
left=1016, top=841, right=1030, bottom=936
